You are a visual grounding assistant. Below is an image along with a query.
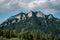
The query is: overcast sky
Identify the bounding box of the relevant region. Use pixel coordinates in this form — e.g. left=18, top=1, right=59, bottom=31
left=0, top=0, right=60, bottom=24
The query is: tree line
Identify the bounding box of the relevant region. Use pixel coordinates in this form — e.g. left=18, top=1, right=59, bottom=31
left=0, top=29, right=60, bottom=40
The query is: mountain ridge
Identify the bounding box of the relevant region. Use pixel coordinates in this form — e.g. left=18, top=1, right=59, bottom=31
left=0, top=11, right=60, bottom=35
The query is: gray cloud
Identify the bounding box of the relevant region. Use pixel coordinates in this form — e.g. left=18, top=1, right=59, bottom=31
left=0, top=0, right=60, bottom=14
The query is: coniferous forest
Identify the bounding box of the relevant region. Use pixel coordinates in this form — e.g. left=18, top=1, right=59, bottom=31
left=0, top=11, right=60, bottom=40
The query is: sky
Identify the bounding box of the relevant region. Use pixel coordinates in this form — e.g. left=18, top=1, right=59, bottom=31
left=0, top=0, right=60, bottom=24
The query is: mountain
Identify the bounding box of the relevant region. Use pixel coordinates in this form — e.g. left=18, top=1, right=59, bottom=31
left=0, top=11, right=60, bottom=35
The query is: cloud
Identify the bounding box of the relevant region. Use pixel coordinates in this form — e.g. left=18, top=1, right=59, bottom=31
left=0, top=0, right=60, bottom=14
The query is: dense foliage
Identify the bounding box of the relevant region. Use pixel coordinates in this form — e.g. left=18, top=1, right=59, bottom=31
left=0, top=30, right=60, bottom=40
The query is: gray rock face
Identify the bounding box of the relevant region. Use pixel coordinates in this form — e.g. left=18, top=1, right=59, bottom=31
left=28, top=11, right=32, bottom=17
left=48, top=14, right=53, bottom=19
left=36, top=11, right=45, bottom=18
left=15, top=15, right=21, bottom=22
left=22, top=14, right=26, bottom=20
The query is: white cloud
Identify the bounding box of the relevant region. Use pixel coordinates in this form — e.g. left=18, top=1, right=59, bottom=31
left=0, top=0, right=60, bottom=14
left=0, top=0, right=5, bottom=4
